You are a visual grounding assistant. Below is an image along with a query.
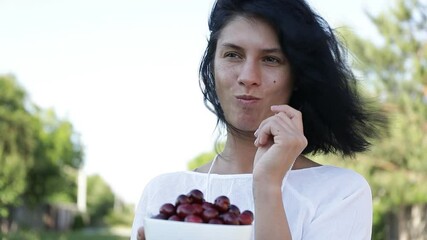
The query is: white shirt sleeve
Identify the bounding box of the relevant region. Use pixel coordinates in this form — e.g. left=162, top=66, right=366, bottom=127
left=302, top=175, right=373, bottom=240
left=130, top=181, right=152, bottom=240
left=130, top=189, right=146, bottom=240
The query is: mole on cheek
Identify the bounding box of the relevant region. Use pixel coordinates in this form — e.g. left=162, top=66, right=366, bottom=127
left=273, top=80, right=277, bottom=84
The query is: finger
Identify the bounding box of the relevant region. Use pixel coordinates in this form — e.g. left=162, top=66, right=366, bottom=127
left=255, top=116, right=289, bottom=146
left=256, top=111, right=297, bottom=137
left=273, top=112, right=304, bottom=136
left=137, top=227, right=145, bottom=240
left=271, top=105, right=304, bottom=131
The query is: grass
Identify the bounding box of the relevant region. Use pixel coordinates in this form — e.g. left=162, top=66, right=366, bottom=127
left=0, top=228, right=130, bottom=240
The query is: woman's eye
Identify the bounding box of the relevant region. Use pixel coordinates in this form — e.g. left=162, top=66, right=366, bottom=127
left=264, top=56, right=281, bottom=64
left=224, top=52, right=241, bottom=59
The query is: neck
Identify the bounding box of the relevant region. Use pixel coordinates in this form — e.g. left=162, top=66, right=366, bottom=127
left=217, top=131, right=257, bottom=174
left=215, top=131, right=317, bottom=173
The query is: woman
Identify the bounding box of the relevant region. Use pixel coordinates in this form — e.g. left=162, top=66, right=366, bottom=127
left=131, top=0, right=385, bottom=239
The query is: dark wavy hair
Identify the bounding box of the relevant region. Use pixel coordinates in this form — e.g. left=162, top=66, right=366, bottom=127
left=199, top=0, right=386, bottom=156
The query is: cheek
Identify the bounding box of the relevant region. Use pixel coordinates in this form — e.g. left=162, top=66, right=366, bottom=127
left=270, top=75, right=293, bottom=102
left=214, top=62, right=236, bottom=88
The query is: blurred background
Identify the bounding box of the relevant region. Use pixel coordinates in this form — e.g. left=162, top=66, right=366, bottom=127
left=0, top=0, right=426, bottom=239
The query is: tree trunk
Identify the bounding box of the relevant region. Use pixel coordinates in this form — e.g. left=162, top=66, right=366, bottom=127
left=385, top=204, right=427, bottom=240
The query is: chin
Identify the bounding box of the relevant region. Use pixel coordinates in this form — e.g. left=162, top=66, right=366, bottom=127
left=228, top=122, right=258, bottom=133
left=225, top=114, right=263, bottom=132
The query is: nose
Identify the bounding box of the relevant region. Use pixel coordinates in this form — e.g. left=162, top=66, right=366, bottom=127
left=237, top=60, right=261, bottom=86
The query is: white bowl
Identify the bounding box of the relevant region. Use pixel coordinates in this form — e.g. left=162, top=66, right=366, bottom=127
left=144, top=217, right=253, bottom=240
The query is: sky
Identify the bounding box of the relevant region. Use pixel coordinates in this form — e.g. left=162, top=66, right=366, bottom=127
left=0, top=0, right=390, bottom=205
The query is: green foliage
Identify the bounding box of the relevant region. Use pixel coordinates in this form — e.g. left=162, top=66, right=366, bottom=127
left=339, top=0, right=427, bottom=206
left=0, top=74, right=85, bottom=221
left=86, top=175, right=115, bottom=226
left=187, top=152, right=217, bottom=170
left=335, top=0, right=427, bottom=237
left=104, top=203, right=135, bottom=227
left=24, top=110, right=84, bottom=206
left=72, top=212, right=90, bottom=230
left=0, top=229, right=129, bottom=240
left=187, top=142, right=224, bottom=170
left=0, top=75, right=36, bottom=217
left=0, top=152, right=26, bottom=217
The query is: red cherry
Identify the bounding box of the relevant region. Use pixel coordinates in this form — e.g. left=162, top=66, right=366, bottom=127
left=228, top=204, right=241, bottom=216
left=168, top=215, right=182, bottom=221
left=221, top=212, right=240, bottom=225
left=201, top=207, right=219, bottom=222
left=176, top=203, right=196, bottom=218
left=187, top=189, right=204, bottom=204
left=151, top=189, right=254, bottom=226
left=208, top=218, right=224, bottom=224
left=175, top=194, right=192, bottom=206
left=184, top=214, right=203, bottom=223
left=159, top=203, right=176, bottom=217
left=214, top=195, right=230, bottom=213
left=192, top=203, right=203, bottom=215
left=238, top=210, right=254, bottom=225
left=202, top=201, right=215, bottom=210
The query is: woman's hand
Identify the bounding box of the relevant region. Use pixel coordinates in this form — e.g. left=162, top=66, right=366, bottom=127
left=253, top=105, right=307, bottom=185
left=137, top=227, right=145, bottom=240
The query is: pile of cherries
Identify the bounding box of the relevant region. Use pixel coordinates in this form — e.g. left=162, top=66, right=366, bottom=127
left=151, top=189, right=254, bottom=225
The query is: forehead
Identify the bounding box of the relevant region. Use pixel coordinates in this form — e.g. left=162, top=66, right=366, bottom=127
left=217, top=15, right=280, bottom=49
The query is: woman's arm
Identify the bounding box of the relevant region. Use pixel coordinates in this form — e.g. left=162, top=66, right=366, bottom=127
left=253, top=105, right=307, bottom=240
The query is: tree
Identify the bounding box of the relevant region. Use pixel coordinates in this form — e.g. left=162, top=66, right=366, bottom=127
left=329, top=0, right=427, bottom=238
left=86, top=174, right=115, bottom=226
left=339, top=0, right=427, bottom=205
left=23, top=109, right=84, bottom=205
left=0, top=74, right=85, bottom=231
left=0, top=75, right=36, bottom=220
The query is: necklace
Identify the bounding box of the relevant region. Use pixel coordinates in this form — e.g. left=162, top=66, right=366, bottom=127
left=205, top=154, right=219, bottom=202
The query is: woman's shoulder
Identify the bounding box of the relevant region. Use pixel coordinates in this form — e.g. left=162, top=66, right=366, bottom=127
left=288, top=165, right=371, bottom=200
left=292, top=155, right=370, bottom=188
left=291, top=165, right=369, bottom=185
left=146, top=171, right=204, bottom=185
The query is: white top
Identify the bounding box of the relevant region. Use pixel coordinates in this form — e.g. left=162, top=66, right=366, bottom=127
left=130, top=165, right=372, bottom=240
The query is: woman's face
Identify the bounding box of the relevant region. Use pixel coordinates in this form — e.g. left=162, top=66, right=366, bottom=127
left=214, top=16, right=293, bottom=132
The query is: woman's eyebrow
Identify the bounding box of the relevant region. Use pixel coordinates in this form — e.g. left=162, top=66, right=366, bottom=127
left=220, top=43, right=244, bottom=51
left=220, top=42, right=282, bottom=54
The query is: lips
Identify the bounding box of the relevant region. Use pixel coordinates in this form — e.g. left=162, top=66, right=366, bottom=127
left=235, top=95, right=260, bottom=105
left=236, top=95, right=260, bottom=101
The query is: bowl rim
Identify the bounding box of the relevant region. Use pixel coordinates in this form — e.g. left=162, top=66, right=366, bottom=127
left=143, top=216, right=253, bottom=228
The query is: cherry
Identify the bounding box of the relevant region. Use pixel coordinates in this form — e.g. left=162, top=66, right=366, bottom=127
left=176, top=203, right=196, bottom=218
left=150, top=189, right=254, bottom=226
left=192, top=203, right=204, bottom=215
left=175, top=194, right=192, bottom=206
left=202, top=201, right=215, bottom=210
left=228, top=204, right=241, bottom=216
left=208, top=218, right=224, bottom=224
left=184, top=214, right=203, bottom=223
left=168, top=215, right=182, bottom=221
left=159, top=203, right=176, bottom=217
left=214, top=195, right=230, bottom=213
left=187, top=189, right=204, bottom=204
left=239, top=210, right=254, bottom=225
left=201, top=207, right=219, bottom=222
left=221, top=212, right=240, bottom=225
